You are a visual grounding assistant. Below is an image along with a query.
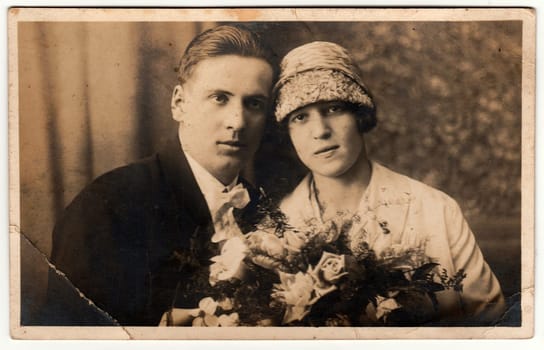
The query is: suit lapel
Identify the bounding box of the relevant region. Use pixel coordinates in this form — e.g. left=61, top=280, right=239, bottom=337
left=157, top=137, right=213, bottom=229
left=154, top=136, right=216, bottom=269
left=149, top=138, right=216, bottom=313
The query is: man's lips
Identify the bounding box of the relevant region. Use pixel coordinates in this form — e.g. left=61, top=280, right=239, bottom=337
left=314, top=145, right=339, bottom=156
left=217, top=140, right=247, bottom=148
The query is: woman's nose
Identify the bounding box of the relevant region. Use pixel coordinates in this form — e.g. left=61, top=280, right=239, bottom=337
left=310, top=115, right=331, bottom=139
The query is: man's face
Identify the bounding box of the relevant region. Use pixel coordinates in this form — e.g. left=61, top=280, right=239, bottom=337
left=172, top=55, right=274, bottom=184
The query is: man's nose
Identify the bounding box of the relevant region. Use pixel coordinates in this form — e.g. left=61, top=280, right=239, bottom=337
left=310, top=114, right=331, bottom=139
left=224, top=100, right=246, bottom=130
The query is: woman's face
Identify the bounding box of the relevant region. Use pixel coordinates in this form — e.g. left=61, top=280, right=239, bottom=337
left=287, top=101, right=365, bottom=178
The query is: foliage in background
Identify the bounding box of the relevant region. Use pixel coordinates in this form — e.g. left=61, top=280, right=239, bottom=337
left=254, top=21, right=522, bottom=221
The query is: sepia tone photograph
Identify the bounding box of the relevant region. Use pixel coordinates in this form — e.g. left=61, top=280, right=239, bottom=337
left=8, top=7, right=534, bottom=340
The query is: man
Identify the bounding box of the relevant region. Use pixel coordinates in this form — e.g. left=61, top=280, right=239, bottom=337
left=47, top=25, right=276, bottom=326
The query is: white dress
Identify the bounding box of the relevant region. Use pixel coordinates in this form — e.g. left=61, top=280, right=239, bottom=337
left=279, top=161, right=505, bottom=323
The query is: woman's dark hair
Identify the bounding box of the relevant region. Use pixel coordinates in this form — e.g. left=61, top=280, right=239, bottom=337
left=353, top=103, right=377, bottom=133
left=177, top=24, right=279, bottom=85
left=279, top=101, right=377, bottom=135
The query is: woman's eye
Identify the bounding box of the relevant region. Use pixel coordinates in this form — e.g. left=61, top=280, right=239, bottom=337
left=290, top=114, right=307, bottom=123
left=327, top=104, right=343, bottom=114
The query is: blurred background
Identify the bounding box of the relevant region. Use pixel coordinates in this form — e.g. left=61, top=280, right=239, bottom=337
left=18, top=21, right=521, bottom=325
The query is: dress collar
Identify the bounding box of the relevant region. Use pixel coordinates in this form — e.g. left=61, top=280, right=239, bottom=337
left=308, top=161, right=376, bottom=223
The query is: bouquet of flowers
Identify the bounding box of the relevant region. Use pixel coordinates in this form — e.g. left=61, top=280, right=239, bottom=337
left=180, top=202, right=466, bottom=327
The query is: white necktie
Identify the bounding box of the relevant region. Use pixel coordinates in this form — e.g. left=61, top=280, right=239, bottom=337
left=210, top=183, right=250, bottom=243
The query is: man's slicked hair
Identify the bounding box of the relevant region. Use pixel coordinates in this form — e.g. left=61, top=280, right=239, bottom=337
left=177, top=24, right=278, bottom=85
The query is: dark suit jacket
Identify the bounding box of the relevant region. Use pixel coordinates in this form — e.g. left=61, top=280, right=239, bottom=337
left=47, top=138, right=261, bottom=326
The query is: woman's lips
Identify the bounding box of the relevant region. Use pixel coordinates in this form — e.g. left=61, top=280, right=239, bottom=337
left=314, top=145, right=339, bottom=157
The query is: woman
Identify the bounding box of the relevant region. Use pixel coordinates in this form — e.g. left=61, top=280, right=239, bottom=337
left=273, top=41, right=505, bottom=324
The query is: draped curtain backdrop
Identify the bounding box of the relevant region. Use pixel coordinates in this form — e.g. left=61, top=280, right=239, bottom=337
left=18, top=22, right=218, bottom=323
left=17, top=21, right=522, bottom=325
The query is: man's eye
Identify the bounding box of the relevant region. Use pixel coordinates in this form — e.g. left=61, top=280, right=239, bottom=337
left=211, top=94, right=228, bottom=104
left=245, top=98, right=266, bottom=111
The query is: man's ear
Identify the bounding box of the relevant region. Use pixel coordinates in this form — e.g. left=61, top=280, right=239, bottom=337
left=171, top=84, right=184, bottom=122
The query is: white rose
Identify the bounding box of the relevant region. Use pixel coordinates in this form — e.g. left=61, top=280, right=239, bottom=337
left=209, top=236, right=248, bottom=286
left=311, top=252, right=348, bottom=288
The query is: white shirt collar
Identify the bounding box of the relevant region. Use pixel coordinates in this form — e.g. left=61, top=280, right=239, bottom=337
left=185, top=152, right=238, bottom=194
left=184, top=150, right=239, bottom=220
